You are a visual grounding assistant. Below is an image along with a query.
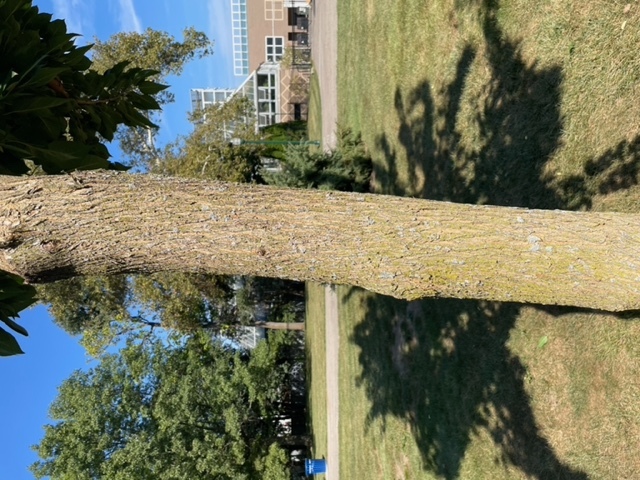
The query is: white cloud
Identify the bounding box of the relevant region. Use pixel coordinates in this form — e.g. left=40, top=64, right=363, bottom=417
left=163, top=0, right=172, bottom=17
left=115, top=0, right=143, bottom=33
left=51, top=0, right=95, bottom=38
left=207, top=0, right=234, bottom=86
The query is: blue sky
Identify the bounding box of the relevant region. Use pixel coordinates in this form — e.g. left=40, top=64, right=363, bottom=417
left=1, top=1, right=240, bottom=478
left=44, top=0, right=242, bottom=158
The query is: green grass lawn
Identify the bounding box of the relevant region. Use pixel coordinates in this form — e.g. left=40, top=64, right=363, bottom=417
left=306, top=0, right=640, bottom=478
left=306, top=70, right=322, bottom=143
left=337, top=288, right=640, bottom=479
left=305, top=282, right=327, bottom=461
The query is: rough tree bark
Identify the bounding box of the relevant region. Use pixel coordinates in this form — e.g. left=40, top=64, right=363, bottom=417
left=0, top=171, right=638, bottom=311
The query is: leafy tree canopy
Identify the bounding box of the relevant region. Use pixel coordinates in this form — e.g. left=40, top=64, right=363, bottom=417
left=37, top=273, right=305, bottom=357
left=90, top=27, right=213, bottom=167
left=91, top=27, right=212, bottom=79
left=37, top=273, right=235, bottom=356
left=156, top=96, right=264, bottom=182
left=31, top=332, right=299, bottom=480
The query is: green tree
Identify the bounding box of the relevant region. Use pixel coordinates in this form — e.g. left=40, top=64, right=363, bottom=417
left=157, top=96, right=264, bottom=182
left=37, top=273, right=304, bottom=357
left=91, top=27, right=212, bottom=78
left=31, top=332, right=302, bottom=479
left=235, top=276, right=305, bottom=325
left=0, top=0, right=165, bottom=355
left=37, top=273, right=233, bottom=356
left=265, top=126, right=372, bottom=192
left=90, top=27, right=213, bottom=167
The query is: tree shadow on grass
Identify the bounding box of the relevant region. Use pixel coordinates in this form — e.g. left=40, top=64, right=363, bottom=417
left=553, top=135, right=640, bottom=210
left=374, top=7, right=565, bottom=209
left=346, top=0, right=640, bottom=478
left=349, top=293, right=590, bottom=479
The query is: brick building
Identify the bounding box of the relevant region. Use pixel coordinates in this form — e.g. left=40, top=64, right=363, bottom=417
left=191, top=0, right=311, bottom=127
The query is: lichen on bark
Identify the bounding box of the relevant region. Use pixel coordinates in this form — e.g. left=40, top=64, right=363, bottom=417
left=0, top=171, right=639, bottom=311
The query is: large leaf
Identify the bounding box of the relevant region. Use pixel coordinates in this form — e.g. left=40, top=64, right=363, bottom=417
left=0, top=270, right=37, bottom=320
left=0, top=327, right=24, bottom=356
left=19, top=141, right=110, bottom=173
left=108, top=160, right=129, bottom=171
left=137, top=80, right=168, bottom=96
left=1, top=317, right=28, bottom=336
left=128, top=92, right=161, bottom=111
left=0, top=152, right=30, bottom=175
left=61, top=43, right=93, bottom=71
left=36, top=114, right=67, bottom=140
left=7, top=95, right=70, bottom=114
left=21, top=67, right=68, bottom=90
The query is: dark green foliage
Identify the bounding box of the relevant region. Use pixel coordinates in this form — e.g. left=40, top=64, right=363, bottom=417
left=0, top=0, right=167, bottom=355
left=265, top=126, right=372, bottom=192
left=36, top=273, right=236, bottom=356
left=0, top=0, right=166, bottom=175
left=31, top=332, right=302, bottom=479
left=262, top=120, right=308, bottom=139
left=260, top=120, right=308, bottom=161
left=235, top=276, right=305, bottom=325
left=0, top=271, right=36, bottom=356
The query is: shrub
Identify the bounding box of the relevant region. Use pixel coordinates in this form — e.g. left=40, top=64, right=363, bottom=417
left=265, top=126, right=372, bottom=192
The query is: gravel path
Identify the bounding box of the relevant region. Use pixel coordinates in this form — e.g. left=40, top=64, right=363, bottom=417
left=309, top=1, right=340, bottom=479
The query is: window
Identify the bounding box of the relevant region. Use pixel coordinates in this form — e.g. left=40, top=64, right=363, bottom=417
left=256, top=73, right=278, bottom=126
left=265, top=36, right=284, bottom=62
left=231, top=0, right=249, bottom=75
left=265, top=0, right=283, bottom=21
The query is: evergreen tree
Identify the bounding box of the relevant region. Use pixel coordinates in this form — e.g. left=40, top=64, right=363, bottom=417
left=265, top=127, right=372, bottom=192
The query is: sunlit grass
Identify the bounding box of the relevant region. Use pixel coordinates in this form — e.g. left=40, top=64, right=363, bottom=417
left=331, top=0, right=640, bottom=478
left=306, top=70, right=322, bottom=144
left=305, top=282, right=327, bottom=460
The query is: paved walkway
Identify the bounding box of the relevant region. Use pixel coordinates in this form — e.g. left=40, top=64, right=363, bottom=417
left=309, top=0, right=338, bottom=150
left=324, top=285, right=339, bottom=480
left=309, top=1, right=340, bottom=479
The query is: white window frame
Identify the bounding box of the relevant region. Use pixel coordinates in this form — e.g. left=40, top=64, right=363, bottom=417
left=265, top=36, right=284, bottom=62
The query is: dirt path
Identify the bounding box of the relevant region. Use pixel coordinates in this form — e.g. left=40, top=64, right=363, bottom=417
left=309, top=1, right=340, bottom=478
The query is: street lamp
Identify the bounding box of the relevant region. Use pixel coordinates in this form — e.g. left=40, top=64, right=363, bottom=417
left=229, top=138, right=320, bottom=147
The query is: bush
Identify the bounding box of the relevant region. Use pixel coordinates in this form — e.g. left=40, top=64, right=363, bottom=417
left=265, top=126, right=372, bottom=192
left=260, top=121, right=308, bottom=161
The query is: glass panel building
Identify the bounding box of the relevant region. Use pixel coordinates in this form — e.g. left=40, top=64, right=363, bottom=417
left=231, top=0, right=249, bottom=76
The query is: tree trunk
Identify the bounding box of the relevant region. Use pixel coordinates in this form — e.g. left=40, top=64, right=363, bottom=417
left=274, top=435, right=311, bottom=448
left=257, top=322, right=305, bottom=331
left=0, top=171, right=638, bottom=311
